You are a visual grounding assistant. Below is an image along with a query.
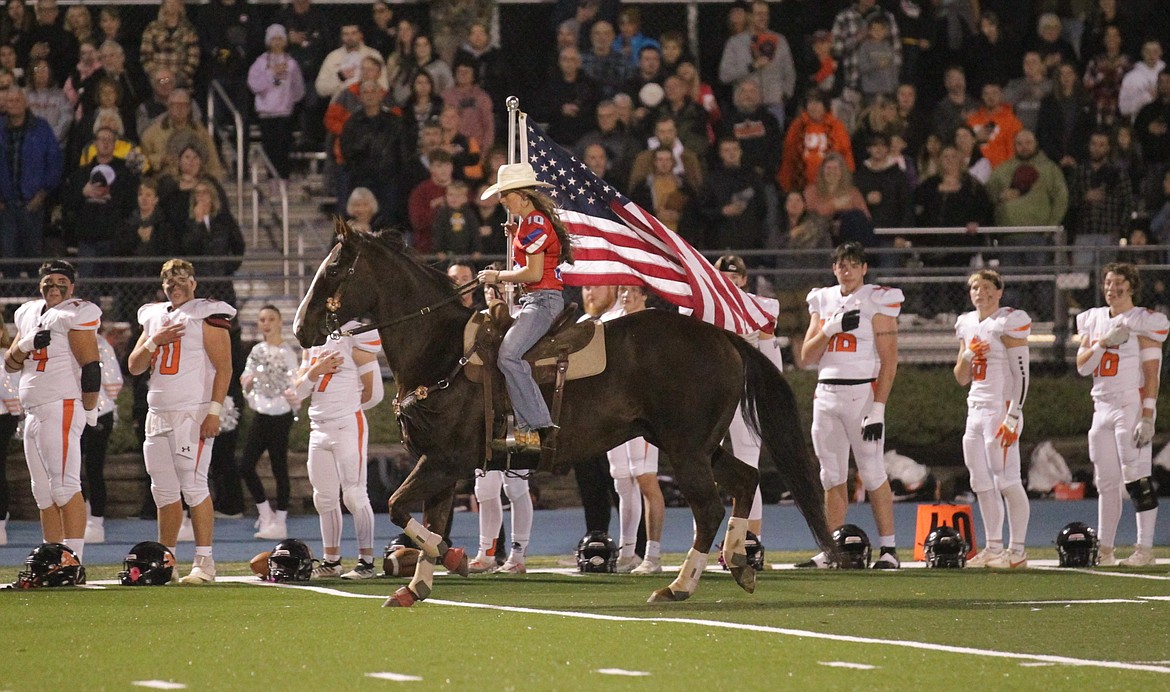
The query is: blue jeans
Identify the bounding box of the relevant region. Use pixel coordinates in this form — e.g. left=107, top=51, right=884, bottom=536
left=498, top=289, right=563, bottom=430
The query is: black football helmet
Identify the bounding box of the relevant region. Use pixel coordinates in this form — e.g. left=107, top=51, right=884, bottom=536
left=1056, top=521, right=1099, bottom=567
left=386, top=532, right=419, bottom=552
left=119, top=541, right=176, bottom=585
left=267, top=539, right=315, bottom=582
left=718, top=530, right=766, bottom=570
left=576, top=531, right=618, bottom=573
left=15, top=543, right=86, bottom=588
left=832, top=524, right=871, bottom=569
left=924, top=526, right=967, bottom=568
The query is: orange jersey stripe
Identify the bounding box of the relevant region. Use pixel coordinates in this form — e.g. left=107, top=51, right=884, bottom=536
left=195, top=438, right=206, bottom=473
left=61, top=399, right=75, bottom=481
left=356, top=410, right=366, bottom=462
left=78, top=320, right=99, bottom=327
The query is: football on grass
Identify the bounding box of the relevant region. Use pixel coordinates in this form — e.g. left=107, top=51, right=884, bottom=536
left=250, top=551, right=272, bottom=579
left=383, top=547, right=420, bottom=578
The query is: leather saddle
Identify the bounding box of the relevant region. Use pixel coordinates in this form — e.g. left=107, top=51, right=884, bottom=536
left=462, top=301, right=607, bottom=470
left=463, top=301, right=606, bottom=384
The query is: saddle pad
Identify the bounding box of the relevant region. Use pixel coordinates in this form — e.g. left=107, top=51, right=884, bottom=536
left=463, top=312, right=607, bottom=383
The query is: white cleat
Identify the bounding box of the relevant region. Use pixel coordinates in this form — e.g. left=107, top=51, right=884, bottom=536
left=986, top=549, right=1027, bottom=569
left=340, top=560, right=378, bottom=580
left=1119, top=546, right=1155, bottom=567
left=966, top=547, right=1004, bottom=568
left=179, top=556, right=216, bottom=584
left=631, top=557, right=662, bottom=575
left=1098, top=547, right=1118, bottom=566
left=615, top=555, right=640, bottom=573
left=467, top=555, right=498, bottom=574
left=495, top=560, right=526, bottom=575
left=312, top=560, right=343, bottom=579
left=253, top=518, right=288, bottom=541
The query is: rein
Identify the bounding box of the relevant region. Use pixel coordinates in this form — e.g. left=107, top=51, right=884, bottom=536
left=325, top=243, right=482, bottom=339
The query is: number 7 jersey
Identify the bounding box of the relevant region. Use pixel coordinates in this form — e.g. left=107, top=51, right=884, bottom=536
left=304, top=320, right=382, bottom=422
left=138, top=298, right=237, bottom=411
left=1076, top=306, right=1169, bottom=397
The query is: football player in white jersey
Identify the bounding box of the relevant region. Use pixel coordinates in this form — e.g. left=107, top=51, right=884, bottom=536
left=714, top=255, right=783, bottom=546
left=292, top=320, right=383, bottom=579
left=799, top=242, right=903, bottom=569
left=953, top=270, right=1032, bottom=568
left=1075, top=262, right=1168, bottom=567
left=4, top=260, right=102, bottom=562
left=605, top=285, right=666, bottom=575
left=127, top=259, right=236, bottom=584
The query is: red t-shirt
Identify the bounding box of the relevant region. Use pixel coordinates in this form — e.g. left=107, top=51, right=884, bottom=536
left=512, top=209, right=563, bottom=291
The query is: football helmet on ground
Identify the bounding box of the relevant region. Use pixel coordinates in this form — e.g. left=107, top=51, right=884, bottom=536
left=119, top=541, right=176, bottom=585
left=15, top=543, right=86, bottom=588
left=924, top=526, right=967, bottom=568
left=576, top=531, right=618, bottom=573
left=267, top=539, right=315, bottom=582
left=1056, top=522, right=1099, bottom=568
left=832, top=524, right=871, bottom=569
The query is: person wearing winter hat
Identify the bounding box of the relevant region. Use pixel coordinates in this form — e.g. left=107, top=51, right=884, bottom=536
left=248, top=25, right=306, bottom=182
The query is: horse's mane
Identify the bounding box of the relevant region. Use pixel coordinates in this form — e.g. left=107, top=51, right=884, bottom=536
left=345, top=222, right=458, bottom=300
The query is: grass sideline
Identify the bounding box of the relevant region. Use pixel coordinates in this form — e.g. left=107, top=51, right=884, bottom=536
left=3, top=551, right=1169, bottom=689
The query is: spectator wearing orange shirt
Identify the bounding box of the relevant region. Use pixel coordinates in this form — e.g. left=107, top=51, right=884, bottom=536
left=966, top=83, right=1023, bottom=169
left=778, top=92, right=853, bottom=193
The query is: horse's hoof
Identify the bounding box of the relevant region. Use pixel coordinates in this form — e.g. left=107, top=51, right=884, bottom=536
left=382, top=586, right=419, bottom=608
left=729, top=565, right=756, bottom=594
left=647, top=586, right=690, bottom=603
left=442, top=547, right=469, bottom=577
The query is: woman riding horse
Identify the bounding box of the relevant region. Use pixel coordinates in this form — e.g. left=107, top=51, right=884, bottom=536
left=476, top=162, right=574, bottom=453
left=294, top=223, right=834, bottom=606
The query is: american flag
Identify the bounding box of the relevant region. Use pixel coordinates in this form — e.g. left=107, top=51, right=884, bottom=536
left=524, top=121, right=776, bottom=335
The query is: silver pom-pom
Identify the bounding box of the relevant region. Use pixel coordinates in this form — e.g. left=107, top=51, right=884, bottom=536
left=218, top=396, right=241, bottom=433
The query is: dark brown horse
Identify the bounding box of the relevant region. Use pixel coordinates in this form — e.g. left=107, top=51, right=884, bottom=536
left=293, top=225, right=832, bottom=605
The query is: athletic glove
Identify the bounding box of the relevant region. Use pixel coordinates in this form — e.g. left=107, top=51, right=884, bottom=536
left=822, top=309, right=861, bottom=337
left=17, top=329, right=51, bottom=353
left=861, top=402, right=885, bottom=441
left=1100, top=323, right=1130, bottom=347
left=85, top=407, right=100, bottom=428
left=1133, top=415, right=1155, bottom=448
left=962, top=336, right=991, bottom=363
left=995, top=401, right=1022, bottom=448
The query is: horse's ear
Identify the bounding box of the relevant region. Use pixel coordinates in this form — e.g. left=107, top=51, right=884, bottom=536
left=333, top=216, right=350, bottom=241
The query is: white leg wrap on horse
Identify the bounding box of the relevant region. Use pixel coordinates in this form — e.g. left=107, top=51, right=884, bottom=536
left=405, top=517, right=442, bottom=558
left=723, top=517, right=748, bottom=568
left=668, top=548, right=708, bottom=595
left=408, top=554, right=436, bottom=600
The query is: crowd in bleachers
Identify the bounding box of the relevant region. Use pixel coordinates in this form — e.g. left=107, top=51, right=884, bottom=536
left=0, top=0, right=1169, bottom=306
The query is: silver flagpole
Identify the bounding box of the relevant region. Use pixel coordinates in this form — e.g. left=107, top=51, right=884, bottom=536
left=503, top=95, right=520, bottom=311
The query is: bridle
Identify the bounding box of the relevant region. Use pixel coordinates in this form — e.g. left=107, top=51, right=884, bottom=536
left=323, top=243, right=483, bottom=340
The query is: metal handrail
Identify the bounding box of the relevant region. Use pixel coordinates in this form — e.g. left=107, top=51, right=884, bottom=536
left=205, top=79, right=246, bottom=224
left=250, top=151, right=291, bottom=293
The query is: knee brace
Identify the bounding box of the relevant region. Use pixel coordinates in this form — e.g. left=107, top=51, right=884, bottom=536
left=475, top=470, right=504, bottom=502
left=181, top=485, right=210, bottom=509
left=1125, top=478, right=1159, bottom=512
left=151, top=482, right=182, bottom=508
left=502, top=475, right=530, bottom=502
left=342, top=484, right=372, bottom=514
left=313, top=487, right=340, bottom=514
left=50, top=482, right=80, bottom=507
left=856, top=456, right=889, bottom=492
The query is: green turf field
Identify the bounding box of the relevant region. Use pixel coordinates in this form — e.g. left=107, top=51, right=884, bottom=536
left=3, top=552, right=1169, bottom=690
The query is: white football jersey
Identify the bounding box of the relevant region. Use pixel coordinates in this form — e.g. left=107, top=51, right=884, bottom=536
left=1076, top=306, right=1169, bottom=397
left=955, top=307, right=1032, bottom=405
left=806, top=284, right=903, bottom=380
left=139, top=298, right=237, bottom=412
left=305, top=321, right=381, bottom=422
left=14, top=297, right=101, bottom=408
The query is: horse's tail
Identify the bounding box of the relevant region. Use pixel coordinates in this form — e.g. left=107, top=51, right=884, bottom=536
left=731, top=337, right=834, bottom=556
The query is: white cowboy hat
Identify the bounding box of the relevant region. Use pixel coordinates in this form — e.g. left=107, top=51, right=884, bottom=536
left=480, top=162, right=554, bottom=200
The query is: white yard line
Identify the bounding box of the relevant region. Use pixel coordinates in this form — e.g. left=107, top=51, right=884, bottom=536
left=209, top=578, right=1170, bottom=676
